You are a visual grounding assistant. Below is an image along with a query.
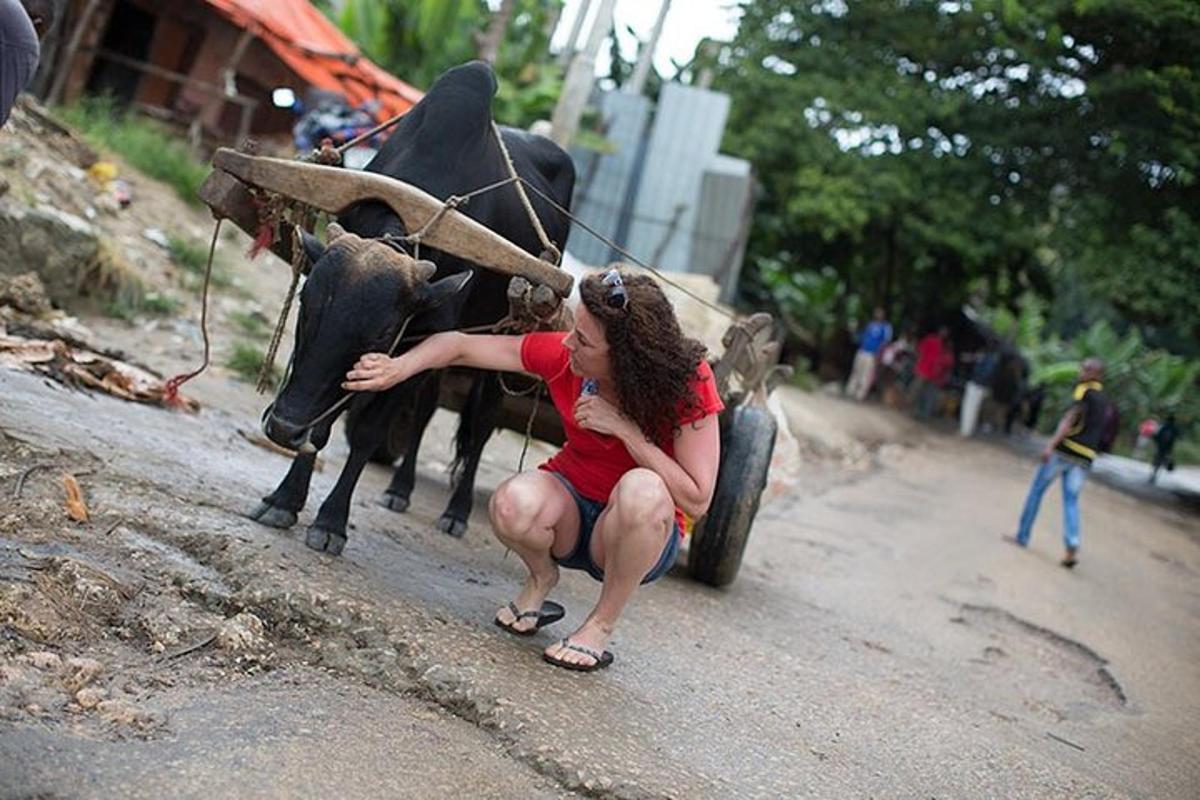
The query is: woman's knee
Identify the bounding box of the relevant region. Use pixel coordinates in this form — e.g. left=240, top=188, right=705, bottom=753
left=489, top=476, right=541, bottom=532
left=611, top=469, right=673, bottom=524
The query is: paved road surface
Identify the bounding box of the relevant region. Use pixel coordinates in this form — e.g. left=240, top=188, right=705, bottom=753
left=1, top=370, right=1198, bottom=798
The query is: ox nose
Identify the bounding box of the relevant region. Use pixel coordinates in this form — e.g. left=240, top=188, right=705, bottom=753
left=264, top=412, right=309, bottom=451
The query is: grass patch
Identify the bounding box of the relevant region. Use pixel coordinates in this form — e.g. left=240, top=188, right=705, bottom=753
left=227, top=342, right=281, bottom=388
left=168, top=234, right=234, bottom=289
left=229, top=310, right=272, bottom=339
left=102, top=290, right=181, bottom=321
left=57, top=96, right=209, bottom=206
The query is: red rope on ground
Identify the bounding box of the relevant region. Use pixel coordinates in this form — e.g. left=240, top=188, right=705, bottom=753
left=163, top=219, right=223, bottom=408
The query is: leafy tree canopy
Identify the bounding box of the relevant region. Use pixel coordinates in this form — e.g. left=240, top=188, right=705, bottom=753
left=713, top=0, right=1200, bottom=353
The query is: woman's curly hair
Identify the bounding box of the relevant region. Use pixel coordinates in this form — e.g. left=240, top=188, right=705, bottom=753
left=579, top=270, right=709, bottom=444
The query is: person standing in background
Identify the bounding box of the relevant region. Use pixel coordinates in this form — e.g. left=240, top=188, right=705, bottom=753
left=912, top=327, right=953, bottom=419
left=1150, top=415, right=1179, bottom=485
left=1134, top=416, right=1160, bottom=460
left=960, top=343, right=999, bottom=437
left=1, top=0, right=55, bottom=126
left=845, top=307, right=893, bottom=401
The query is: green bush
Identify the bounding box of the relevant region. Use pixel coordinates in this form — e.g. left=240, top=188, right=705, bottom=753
left=57, top=96, right=209, bottom=206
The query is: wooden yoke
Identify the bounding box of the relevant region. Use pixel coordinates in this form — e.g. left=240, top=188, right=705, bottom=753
left=207, top=149, right=573, bottom=298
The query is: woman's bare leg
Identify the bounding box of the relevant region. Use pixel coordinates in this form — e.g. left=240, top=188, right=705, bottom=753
left=544, top=468, right=674, bottom=666
left=490, top=471, right=579, bottom=632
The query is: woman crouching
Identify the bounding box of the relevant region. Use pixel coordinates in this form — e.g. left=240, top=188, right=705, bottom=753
left=343, top=269, right=723, bottom=671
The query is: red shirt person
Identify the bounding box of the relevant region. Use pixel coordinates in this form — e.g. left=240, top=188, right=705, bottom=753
left=344, top=269, right=723, bottom=672
left=912, top=326, right=953, bottom=418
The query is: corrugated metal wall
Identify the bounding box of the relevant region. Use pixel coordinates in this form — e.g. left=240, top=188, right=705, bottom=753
left=565, top=84, right=753, bottom=303
left=564, top=91, right=651, bottom=266
left=622, top=83, right=729, bottom=274
left=690, top=156, right=753, bottom=302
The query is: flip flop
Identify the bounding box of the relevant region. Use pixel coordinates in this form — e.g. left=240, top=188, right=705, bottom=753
left=542, top=638, right=614, bottom=672
left=494, top=600, right=565, bottom=637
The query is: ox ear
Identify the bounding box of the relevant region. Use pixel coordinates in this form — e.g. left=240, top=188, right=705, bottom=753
left=416, top=271, right=472, bottom=310
left=293, top=226, right=326, bottom=274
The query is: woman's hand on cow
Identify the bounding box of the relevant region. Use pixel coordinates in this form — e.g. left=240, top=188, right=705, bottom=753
left=573, top=395, right=637, bottom=440
left=343, top=352, right=409, bottom=392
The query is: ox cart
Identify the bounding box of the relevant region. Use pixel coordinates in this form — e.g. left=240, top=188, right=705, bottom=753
left=198, top=147, right=789, bottom=587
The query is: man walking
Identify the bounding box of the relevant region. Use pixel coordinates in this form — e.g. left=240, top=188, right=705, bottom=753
left=1011, top=358, right=1111, bottom=568
left=845, top=306, right=893, bottom=401
left=1, top=0, right=55, bottom=126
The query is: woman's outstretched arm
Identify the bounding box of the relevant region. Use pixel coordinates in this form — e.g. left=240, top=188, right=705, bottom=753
left=343, top=332, right=525, bottom=392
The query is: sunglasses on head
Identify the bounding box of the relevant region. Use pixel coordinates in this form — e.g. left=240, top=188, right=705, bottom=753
left=601, top=268, right=629, bottom=310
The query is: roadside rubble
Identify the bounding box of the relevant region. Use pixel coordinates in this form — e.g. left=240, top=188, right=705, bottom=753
left=0, top=273, right=198, bottom=411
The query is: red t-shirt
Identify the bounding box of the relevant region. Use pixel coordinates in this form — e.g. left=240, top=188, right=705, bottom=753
left=915, top=334, right=952, bottom=385
left=520, top=331, right=725, bottom=533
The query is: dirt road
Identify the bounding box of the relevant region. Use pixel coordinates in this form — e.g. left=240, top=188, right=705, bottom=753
left=2, top=363, right=1198, bottom=798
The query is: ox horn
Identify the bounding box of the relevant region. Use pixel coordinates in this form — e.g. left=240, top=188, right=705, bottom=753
left=413, top=259, right=437, bottom=282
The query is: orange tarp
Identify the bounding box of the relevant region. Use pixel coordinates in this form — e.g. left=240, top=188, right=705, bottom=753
left=202, top=0, right=423, bottom=120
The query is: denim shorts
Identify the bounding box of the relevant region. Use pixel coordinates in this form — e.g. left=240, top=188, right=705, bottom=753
left=547, top=471, right=680, bottom=584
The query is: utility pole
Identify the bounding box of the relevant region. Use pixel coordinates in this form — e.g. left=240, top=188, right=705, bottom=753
left=550, top=0, right=616, bottom=148
left=557, top=0, right=595, bottom=67
left=625, top=0, right=671, bottom=95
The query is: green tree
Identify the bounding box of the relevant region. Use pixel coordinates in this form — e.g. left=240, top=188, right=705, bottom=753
left=713, top=0, right=1200, bottom=357
left=329, top=0, right=565, bottom=128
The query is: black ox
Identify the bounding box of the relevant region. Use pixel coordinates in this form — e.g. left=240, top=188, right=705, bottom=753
left=251, top=62, right=575, bottom=555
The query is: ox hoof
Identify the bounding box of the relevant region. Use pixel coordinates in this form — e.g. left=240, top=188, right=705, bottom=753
left=435, top=514, right=468, bottom=539
left=381, top=492, right=410, bottom=513
left=305, top=526, right=347, bottom=556
left=248, top=502, right=297, bottom=530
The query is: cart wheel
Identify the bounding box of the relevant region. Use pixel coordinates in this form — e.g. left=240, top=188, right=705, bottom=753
left=345, top=405, right=408, bottom=465
left=688, top=404, right=777, bottom=587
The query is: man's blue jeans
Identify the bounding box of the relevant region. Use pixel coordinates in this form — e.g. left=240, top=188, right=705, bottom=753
left=1016, top=452, right=1088, bottom=550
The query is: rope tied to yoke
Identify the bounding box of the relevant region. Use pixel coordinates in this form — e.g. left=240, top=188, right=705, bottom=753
left=257, top=226, right=307, bottom=392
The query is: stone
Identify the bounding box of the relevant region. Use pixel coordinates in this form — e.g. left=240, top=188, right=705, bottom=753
left=96, top=698, right=152, bottom=727
left=62, top=657, right=103, bottom=692
left=18, top=651, right=62, bottom=671
left=216, top=611, right=266, bottom=652
left=74, top=686, right=107, bottom=710
left=0, top=200, right=106, bottom=307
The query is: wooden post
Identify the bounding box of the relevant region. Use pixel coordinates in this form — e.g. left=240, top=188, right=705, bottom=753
left=47, top=0, right=105, bottom=105
left=550, top=0, right=616, bottom=147
left=625, top=0, right=671, bottom=95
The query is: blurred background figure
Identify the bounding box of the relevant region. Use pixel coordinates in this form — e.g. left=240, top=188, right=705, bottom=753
left=845, top=307, right=893, bottom=401
left=994, top=348, right=1029, bottom=436
left=912, top=326, right=953, bottom=419
left=877, top=326, right=916, bottom=408
left=1150, top=414, right=1179, bottom=485
left=1134, top=416, right=1160, bottom=459
left=960, top=341, right=999, bottom=437
left=0, top=0, right=55, bottom=126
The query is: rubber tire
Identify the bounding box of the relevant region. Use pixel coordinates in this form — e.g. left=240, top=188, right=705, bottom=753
left=688, top=404, right=777, bottom=588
